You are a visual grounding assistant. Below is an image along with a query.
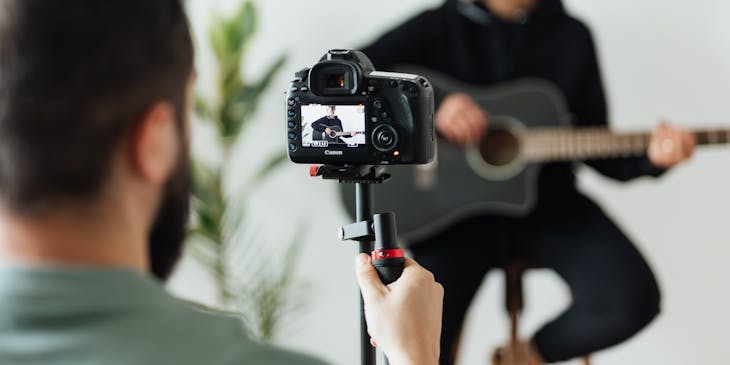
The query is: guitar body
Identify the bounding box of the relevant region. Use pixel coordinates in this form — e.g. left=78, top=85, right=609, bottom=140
left=340, top=67, right=572, bottom=243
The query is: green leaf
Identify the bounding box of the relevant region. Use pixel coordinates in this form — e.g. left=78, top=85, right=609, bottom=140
left=239, top=152, right=288, bottom=196
left=186, top=240, right=217, bottom=269
left=194, top=95, right=214, bottom=122
left=219, top=53, right=287, bottom=141
left=189, top=0, right=305, bottom=342
left=209, top=2, right=256, bottom=72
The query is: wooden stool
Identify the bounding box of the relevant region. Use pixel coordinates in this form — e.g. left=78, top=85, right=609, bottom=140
left=493, top=261, right=591, bottom=365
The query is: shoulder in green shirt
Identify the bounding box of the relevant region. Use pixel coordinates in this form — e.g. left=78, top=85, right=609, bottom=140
left=0, top=265, right=328, bottom=365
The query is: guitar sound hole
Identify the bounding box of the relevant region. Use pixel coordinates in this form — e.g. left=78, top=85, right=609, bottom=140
left=480, top=129, right=520, bottom=167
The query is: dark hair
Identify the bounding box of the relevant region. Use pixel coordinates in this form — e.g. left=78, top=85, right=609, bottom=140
left=0, top=0, right=194, bottom=212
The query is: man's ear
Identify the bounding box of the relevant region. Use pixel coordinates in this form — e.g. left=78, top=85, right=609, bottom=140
left=129, top=102, right=179, bottom=184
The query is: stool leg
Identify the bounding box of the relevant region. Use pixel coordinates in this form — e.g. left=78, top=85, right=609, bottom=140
left=509, top=311, right=519, bottom=348
left=505, top=263, right=524, bottom=348
left=504, top=262, right=525, bottom=364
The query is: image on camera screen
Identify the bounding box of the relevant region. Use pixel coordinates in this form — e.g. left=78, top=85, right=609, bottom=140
left=301, top=104, right=366, bottom=148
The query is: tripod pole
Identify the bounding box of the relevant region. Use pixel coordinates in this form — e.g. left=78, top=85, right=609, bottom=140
left=356, top=182, right=376, bottom=365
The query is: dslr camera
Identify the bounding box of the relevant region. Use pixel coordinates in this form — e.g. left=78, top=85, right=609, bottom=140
left=286, top=49, right=435, bottom=165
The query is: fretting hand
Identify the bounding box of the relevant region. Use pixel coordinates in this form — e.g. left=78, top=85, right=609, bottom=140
left=436, top=93, right=489, bottom=147
left=648, top=123, right=695, bottom=169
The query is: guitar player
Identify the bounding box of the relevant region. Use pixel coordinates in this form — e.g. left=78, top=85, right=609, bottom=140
left=311, top=105, right=355, bottom=144
left=363, top=0, right=695, bottom=364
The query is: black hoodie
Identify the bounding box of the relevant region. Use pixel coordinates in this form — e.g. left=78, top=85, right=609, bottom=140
left=363, top=0, right=662, bottom=203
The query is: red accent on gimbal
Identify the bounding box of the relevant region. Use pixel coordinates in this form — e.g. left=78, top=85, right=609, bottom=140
left=372, top=248, right=405, bottom=261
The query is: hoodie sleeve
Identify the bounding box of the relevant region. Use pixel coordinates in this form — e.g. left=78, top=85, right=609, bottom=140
left=361, top=9, right=439, bottom=70
left=361, top=8, right=454, bottom=108
left=310, top=117, right=330, bottom=133
left=573, top=23, right=665, bottom=181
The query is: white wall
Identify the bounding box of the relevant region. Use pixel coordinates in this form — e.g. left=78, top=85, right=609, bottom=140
left=169, top=1, right=730, bottom=364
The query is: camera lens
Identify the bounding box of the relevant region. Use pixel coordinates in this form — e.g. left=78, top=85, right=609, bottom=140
left=372, top=125, right=399, bottom=152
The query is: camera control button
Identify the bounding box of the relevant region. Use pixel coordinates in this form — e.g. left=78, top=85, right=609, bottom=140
left=372, top=125, right=399, bottom=152
left=289, top=143, right=297, bottom=152
left=287, top=98, right=296, bottom=106
left=288, top=121, right=296, bottom=129
left=368, top=86, right=376, bottom=93
left=301, top=86, right=309, bottom=92
left=287, top=109, right=296, bottom=117
left=291, top=86, right=299, bottom=92
left=380, top=111, right=388, bottom=119
left=288, top=132, right=297, bottom=140
left=373, top=99, right=383, bottom=110
left=370, top=117, right=379, bottom=123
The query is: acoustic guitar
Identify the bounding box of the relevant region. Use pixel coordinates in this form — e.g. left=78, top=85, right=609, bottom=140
left=312, top=125, right=365, bottom=141
left=325, top=126, right=366, bottom=139
left=340, top=66, right=730, bottom=243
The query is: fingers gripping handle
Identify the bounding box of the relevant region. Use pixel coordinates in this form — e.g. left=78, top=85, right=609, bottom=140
left=371, top=213, right=405, bottom=285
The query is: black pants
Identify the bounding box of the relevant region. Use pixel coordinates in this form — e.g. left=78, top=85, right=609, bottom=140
left=411, top=192, right=661, bottom=364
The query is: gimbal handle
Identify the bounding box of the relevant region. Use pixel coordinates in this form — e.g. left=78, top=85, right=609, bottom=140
left=338, top=212, right=405, bottom=285
left=371, top=213, right=405, bottom=285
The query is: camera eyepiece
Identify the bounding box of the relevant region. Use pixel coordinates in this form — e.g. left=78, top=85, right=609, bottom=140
left=309, top=61, right=360, bottom=96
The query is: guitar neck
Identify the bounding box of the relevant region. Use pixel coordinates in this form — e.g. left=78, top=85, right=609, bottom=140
left=331, top=131, right=365, bottom=137
left=522, top=128, right=730, bottom=162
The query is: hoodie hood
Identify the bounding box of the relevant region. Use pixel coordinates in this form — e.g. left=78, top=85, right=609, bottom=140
left=448, top=0, right=565, bottom=26
left=534, top=0, right=565, bottom=17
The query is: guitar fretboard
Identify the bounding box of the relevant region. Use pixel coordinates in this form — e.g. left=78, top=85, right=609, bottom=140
left=521, top=128, right=730, bottom=162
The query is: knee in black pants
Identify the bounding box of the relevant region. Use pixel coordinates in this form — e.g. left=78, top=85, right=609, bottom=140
left=601, top=282, right=661, bottom=345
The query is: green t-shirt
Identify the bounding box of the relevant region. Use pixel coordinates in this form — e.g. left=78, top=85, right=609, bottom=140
left=0, top=265, right=328, bottom=365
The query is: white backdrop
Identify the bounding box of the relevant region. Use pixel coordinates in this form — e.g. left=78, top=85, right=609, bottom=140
left=169, top=1, right=730, bottom=364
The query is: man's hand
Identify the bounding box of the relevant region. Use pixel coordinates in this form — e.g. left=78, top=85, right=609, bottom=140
left=325, top=127, right=332, bottom=135
left=436, top=93, right=489, bottom=146
left=648, top=123, right=695, bottom=169
left=355, top=254, right=443, bottom=365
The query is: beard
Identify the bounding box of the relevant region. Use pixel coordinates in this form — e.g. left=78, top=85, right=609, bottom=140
left=147, top=144, right=192, bottom=281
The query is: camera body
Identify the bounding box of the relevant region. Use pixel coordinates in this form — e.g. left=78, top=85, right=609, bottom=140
left=286, top=49, right=435, bottom=165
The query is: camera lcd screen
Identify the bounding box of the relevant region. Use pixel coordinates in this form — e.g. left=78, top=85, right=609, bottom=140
left=301, top=104, right=366, bottom=148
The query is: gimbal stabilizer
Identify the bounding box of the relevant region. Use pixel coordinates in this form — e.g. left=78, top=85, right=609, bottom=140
left=310, top=164, right=405, bottom=365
